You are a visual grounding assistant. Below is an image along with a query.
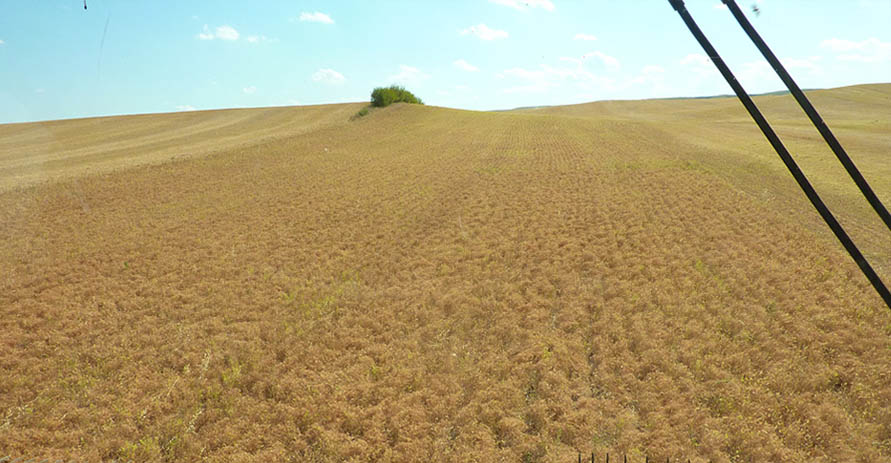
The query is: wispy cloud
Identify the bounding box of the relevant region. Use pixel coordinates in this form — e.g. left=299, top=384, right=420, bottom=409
left=574, top=33, right=597, bottom=41
left=628, top=65, right=667, bottom=90
left=243, top=86, right=257, bottom=95
left=821, top=37, right=891, bottom=63
left=299, top=12, right=334, bottom=24
left=312, top=68, right=346, bottom=84
left=389, top=65, right=430, bottom=83
left=582, top=51, right=620, bottom=71
left=680, top=53, right=711, bottom=67
left=680, top=53, right=719, bottom=77
left=176, top=105, right=196, bottom=111
left=499, top=62, right=615, bottom=94
left=453, top=59, right=479, bottom=72
left=460, top=24, right=508, bottom=41
left=783, top=56, right=823, bottom=73
left=0, top=39, right=5, bottom=46
left=489, top=0, right=555, bottom=11
left=197, top=24, right=239, bottom=41
left=739, top=60, right=773, bottom=82
left=247, top=35, right=275, bottom=44
left=197, top=26, right=214, bottom=40
left=560, top=51, right=620, bottom=72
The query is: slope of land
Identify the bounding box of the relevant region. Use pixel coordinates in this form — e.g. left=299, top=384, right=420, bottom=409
left=0, top=103, right=364, bottom=192
left=1, top=86, right=890, bottom=462
left=517, top=83, right=891, bottom=275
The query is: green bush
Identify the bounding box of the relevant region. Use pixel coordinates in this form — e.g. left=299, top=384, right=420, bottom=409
left=350, top=105, right=371, bottom=121
left=370, top=85, right=423, bottom=108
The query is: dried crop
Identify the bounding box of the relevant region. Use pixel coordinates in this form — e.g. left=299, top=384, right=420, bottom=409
left=1, top=87, right=889, bottom=462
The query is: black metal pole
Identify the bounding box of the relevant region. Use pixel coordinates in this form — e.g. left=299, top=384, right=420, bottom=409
left=667, top=0, right=891, bottom=310
left=721, top=0, right=891, bottom=231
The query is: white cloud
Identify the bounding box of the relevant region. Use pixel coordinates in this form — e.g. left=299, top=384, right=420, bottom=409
left=820, top=37, right=891, bottom=63
left=582, top=51, right=620, bottom=71
left=299, top=12, right=334, bottom=24
left=628, top=65, right=668, bottom=93
left=500, top=62, right=614, bottom=94
left=680, top=53, right=720, bottom=78
left=680, top=53, right=711, bottom=67
left=714, top=3, right=728, bottom=9
left=460, top=24, right=508, bottom=41
left=216, top=25, right=239, bottom=41
left=574, top=33, right=597, bottom=41
left=34, top=88, right=45, bottom=94
left=783, top=56, right=823, bottom=74
left=453, top=59, right=479, bottom=72
left=197, top=24, right=239, bottom=41
left=197, top=25, right=214, bottom=40
left=176, top=105, right=196, bottom=111
left=312, top=68, right=346, bottom=84
left=389, top=65, right=430, bottom=83
left=739, top=59, right=772, bottom=82
left=243, top=86, right=257, bottom=95
left=489, top=0, right=555, bottom=11
left=503, top=84, right=551, bottom=94
left=0, top=39, right=5, bottom=45
left=247, top=35, right=275, bottom=44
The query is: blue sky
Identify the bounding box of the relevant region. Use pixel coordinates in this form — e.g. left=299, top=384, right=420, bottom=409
left=1, top=0, right=890, bottom=123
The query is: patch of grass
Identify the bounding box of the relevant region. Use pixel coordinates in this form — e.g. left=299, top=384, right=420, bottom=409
left=350, top=105, right=371, bottom=121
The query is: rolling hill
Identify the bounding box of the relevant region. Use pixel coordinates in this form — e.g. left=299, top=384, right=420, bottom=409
left=1, top=84, right=889, bottom=462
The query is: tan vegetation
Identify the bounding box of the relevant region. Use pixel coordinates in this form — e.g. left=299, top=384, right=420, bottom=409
left=1, top=86, right=890, bottom=462
left=0, top=103, right=363, bottom=192
left=519, top=84, right=891, bottom=276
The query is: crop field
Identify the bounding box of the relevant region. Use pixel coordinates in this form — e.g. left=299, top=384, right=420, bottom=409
left=1, top=84, right=890, bottom=462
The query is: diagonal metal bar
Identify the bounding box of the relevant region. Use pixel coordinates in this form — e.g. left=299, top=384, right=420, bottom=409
left=666, top=0, right=891, bottom=309
left=721, top=0, right=891, bottom=231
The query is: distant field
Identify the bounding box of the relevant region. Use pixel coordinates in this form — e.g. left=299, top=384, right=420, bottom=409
left=1, top=85, right=889, bottom=462
left=0, top=103, right=363, bottom=192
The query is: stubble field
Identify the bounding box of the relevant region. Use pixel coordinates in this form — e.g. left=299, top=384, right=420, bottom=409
left=1, top=84, right=890, bottom=462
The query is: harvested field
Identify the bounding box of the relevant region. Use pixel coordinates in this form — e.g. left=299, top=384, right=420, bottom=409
left=1, top=84, right=890, bottom=462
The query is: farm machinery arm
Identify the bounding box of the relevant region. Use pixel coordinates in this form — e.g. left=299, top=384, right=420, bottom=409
left=720, top=0, right=891, bottom=232
left=666, top=0, right=891, bottom=310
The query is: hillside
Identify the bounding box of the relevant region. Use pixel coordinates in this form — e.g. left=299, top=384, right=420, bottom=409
left=1, top=86, right=890, bottom=462
left=0, top=103, right=364, bottom=192
left=516, top=83, right=891, bottom=277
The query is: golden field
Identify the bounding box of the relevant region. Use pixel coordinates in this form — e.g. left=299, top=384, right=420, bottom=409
left=1, top=84, right=890, bottom=462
